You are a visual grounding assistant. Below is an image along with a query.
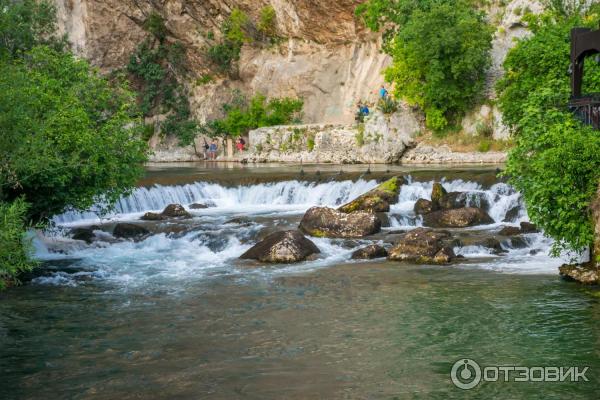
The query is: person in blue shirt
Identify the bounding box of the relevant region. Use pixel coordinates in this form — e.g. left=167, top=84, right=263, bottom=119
left=379, top=85, right=388, bottom=99
left=361, top=104, right=370, bottom=116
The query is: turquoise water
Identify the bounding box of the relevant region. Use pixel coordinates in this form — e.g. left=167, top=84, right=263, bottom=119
left=1, top=165, right=599, bottom=399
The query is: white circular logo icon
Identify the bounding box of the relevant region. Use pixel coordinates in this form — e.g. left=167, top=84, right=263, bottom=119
left=451, top=358, right=482, bottom=390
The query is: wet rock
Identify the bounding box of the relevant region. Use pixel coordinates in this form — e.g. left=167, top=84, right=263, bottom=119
left=141, top=204, right=192, bottom=221
left=338, top=176, right=404, bottom=213
left=437, top=192, right=467, bottom=210
left=141, top=212, right=165, bottom=221
left=240, top=230, right=320, bottom=263
left=388, top=228, right=454, bottom=264
left=226, top=217, right=253, bottom=226
left=559, top=263, right=600, bottom=285
left=474, top=238, right=506, bottom=254
left=503, top=205, right=521, bottom=222
left=71, top=226, right=101, bottom=244
left=300, top=207, right=382, bottom=238
left=508, top=236, right=529, bottom=249
left=414, top=199, right=434, bottom=215
left=161, top=204, right=192, bottom=218
left=189, top=203, right=209, bottom=209
left=431, top=182, right=447, bottom=208
left=520, top=221, right=539, bottom=234
left=351, top=245, right=388, bottom=260
left=113, top=223, right=149, bottom=239
left=423, top=207, right=494, bottom=228
left=433, top=246, right=456, bottom=264
left=499, top=226, right=522, bottom=236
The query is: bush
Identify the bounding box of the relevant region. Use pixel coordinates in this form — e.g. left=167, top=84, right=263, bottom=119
left=258, top=6, right=278, bottom=40
left=128, top=16, right=198, bottom=146
left=0, top=199, right=36, bottom=289
left=496, top=6, right=600, bottom=255
left=201, top=93, right=303, bottom=137
left=0, top=46, right=148, bottom=221
left=357, top=0, right=493, bottom=131
left=378, top=97, right=398, bottom=114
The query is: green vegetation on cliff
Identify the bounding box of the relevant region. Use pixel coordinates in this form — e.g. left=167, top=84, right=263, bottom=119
left=0, top=1, right=148, bottom=287
left=356, top=0, right=493, bottom=131
left=497, top=4, right=600, bottom=255
left=200, top=92, right=303, bottom=138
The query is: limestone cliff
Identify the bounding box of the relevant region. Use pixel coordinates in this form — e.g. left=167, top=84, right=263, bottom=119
left=54, top=0, right=542, bottom=162
left=54, top=0, right=389, bottom=125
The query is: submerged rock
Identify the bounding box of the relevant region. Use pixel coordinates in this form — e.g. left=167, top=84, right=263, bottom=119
left=189, top=203, right=210, bottom=209
left=240, top=230, right=320, bottom=263
left=299, top=207, right=381, bottom=238
left=141, top=204, right=192, bottom=221
left=559, top=263, right=600, bottom=285
left=388, top=228, right=455, bottom=264
left=423, top=207, right=494, bottom=228
left=113, top=223, right=149, bottom=239
left=351, top=244, right=388, bottom=260
left=338, top=176, right=404, bottom=213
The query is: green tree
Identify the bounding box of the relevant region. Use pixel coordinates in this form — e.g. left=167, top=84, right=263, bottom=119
left=497, top=7, right=600, bottom=255
left=0, top=46, right=148, bottom=221
left=0, top=0, right=65, bottom=58
left=356, top=0, right=493, bottom=130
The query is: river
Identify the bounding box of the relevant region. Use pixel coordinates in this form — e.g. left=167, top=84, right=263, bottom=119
left=1, top=163, right=599, bottom=399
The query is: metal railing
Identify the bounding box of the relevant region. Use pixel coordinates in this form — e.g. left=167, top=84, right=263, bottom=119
left=569, top=94, right=600, bottom=130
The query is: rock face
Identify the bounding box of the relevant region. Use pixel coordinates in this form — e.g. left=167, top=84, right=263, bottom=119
left=141, top=204, right=192, bottom=221
left=388, top=228, right=455, bottom=264
left=299, top=207, right=381, bottom=238
left=423, top=208, right=494, bottom=228
left=113, top=223, right=149, bottom=239
left=338, top=177, right=403, bottom=213
left=240, top=230, right=320, bottom=263
left=351, top=245, right=388, bottom=260
left=246, top=109, right=420, bottom=164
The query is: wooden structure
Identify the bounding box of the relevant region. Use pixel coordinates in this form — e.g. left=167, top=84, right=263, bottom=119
left=569, top=27, right=600, bottom=129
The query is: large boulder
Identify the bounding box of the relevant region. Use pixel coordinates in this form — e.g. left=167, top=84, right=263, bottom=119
left=300, top=207, right=382, bottom=238
left=113, top=223, right=149, bottom=239
left=141, top=204, right=192, bottom=221
left=351, top=244, right=388, bottom=260
left=559, top=263, right=600, bottom=285
left=240, top=230, right=320, bottom=263
left=71, top=226, right=101, bottom=244
left=423, top=207, right=494, bottom=228
left=338, top=176, right=404, bottom=213
left=388, top=228, right=455, bottom=264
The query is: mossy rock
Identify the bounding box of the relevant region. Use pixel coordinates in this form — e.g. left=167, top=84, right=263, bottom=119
left=431, top=182, right=448, bottom=208
left=338, top=176, right=404, bottom=213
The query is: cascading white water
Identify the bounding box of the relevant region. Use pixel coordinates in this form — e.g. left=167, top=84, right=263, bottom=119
left=53, top=179, right=379, bottom=225
left=35, top=176, right=572, bottom=288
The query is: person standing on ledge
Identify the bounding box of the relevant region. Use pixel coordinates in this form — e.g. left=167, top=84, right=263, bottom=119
left=209, top=140, right=218, bottom=160
left=379, top=85, right=388, bottom=100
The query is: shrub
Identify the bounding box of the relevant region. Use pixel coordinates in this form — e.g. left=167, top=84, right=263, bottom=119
left=201, top=93, right=303, bottom=137
left=0, top=199, right=36, bottom=289
left=357, top=0, right=493, bottom=132
left=258, top=6, right=278, bottom=39
left=378, top=97, right=398, bottom=114
left=128, top=16, right=198, bottom=146
left=496, top=6, right=600, bottom=255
